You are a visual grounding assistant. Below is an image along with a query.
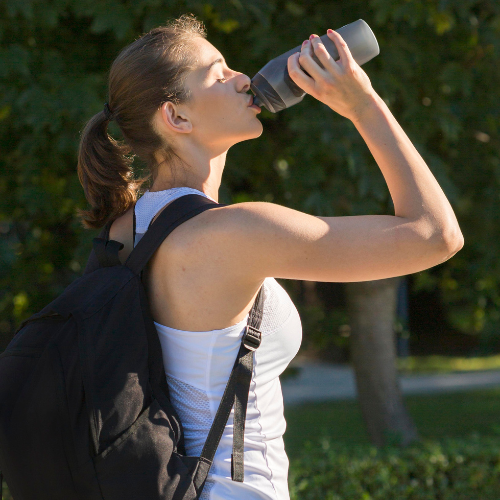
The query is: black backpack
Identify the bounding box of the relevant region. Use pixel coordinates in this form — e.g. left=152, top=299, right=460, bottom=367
left=0, top=194, right=264, bottom=500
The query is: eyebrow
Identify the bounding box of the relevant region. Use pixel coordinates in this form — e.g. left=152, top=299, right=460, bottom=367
left=206, top=57, right=224, bottom=72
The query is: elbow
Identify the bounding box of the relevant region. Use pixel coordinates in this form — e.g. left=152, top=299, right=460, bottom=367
left=435, top=225, right=464, bottom=259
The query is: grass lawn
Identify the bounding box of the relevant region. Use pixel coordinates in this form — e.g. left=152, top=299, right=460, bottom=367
left=283, top=386, right=500, bottom=461
left=396, top=353, right=500, bottom=373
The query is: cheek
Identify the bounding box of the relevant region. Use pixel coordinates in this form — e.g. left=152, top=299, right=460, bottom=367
left=208, top=93, right=241, bottom=123
left=201, top=88, right=225, bottom=115
left=197, top=86, right=246, bottom=131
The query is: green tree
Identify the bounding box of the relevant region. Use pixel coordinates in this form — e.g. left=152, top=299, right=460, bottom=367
left=1, top=0, right=500, bottom=449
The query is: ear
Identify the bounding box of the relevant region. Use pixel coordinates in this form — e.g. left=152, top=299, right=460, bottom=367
left=159, top=101, right=193, bottom=134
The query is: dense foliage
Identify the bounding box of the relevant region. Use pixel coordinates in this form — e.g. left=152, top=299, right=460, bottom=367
left=288, top=434, right=500, bottom=499
left=2, top=433, right=499, bottom=499
left=1, top=0, right=499, bottom=352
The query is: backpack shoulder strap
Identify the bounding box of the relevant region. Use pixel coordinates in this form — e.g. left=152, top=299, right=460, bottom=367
left=83, top=218, right=115, bottom=274
left=124, top=194, right=226, bottom=276
left=194, top=283, right=265, bottom=487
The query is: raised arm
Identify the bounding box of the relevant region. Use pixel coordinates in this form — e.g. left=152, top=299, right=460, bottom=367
left=190, top=29, right=463, bottom=283
left=349, top=91, right=463, bottom=256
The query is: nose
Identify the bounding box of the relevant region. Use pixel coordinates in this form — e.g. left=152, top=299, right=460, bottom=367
left=238, top=73, right=251, bottom=93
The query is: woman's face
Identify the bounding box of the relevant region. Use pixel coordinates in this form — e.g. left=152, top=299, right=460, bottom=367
left=158, top=37, right=263, bottom=152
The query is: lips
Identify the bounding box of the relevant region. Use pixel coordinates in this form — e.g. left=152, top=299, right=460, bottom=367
left=248, top=96, right=254, bottom=107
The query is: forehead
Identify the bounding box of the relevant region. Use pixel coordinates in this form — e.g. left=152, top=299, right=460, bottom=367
left=191, top=38, right=223, bottom=72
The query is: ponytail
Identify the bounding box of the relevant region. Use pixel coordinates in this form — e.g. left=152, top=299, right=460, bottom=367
left=76, top=109, right=146, bottom=229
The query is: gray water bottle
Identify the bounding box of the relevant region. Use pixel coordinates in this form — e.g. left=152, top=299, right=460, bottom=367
left=250, top=19, right=380, bottom=113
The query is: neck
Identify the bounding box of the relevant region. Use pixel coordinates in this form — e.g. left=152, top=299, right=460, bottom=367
left=151, top=147, right=228, bottom=203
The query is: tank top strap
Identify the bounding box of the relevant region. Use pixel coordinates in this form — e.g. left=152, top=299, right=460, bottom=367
left=134, top=187, right=216, bottom=247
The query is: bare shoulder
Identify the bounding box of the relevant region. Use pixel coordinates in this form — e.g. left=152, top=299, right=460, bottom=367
left=165, top=200, right=329, bottom=280
left=190, top=200, right=325, bottom=236
left=158, top=201, right=304, bottom=247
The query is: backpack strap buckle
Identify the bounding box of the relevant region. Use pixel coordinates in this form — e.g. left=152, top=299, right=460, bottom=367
left=242, top=325, right=261, bottom=351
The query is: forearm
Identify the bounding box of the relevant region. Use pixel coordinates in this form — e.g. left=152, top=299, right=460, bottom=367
left=350, top=92, right=463, bottom=249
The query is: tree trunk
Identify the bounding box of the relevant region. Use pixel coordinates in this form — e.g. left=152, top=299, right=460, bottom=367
left=345, top=277, right=419, bottom=447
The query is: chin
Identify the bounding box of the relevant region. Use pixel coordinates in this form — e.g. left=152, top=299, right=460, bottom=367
left=251, top=119, right=264, bottom=136
left=247, top=124, right=263, bottom=140
left=254, top=125, right=264, bottom=137
left=230, top=120, right=264, bottom=145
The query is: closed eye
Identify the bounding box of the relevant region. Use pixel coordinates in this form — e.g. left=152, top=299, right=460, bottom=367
left=216, top=77, right=227, bottom=83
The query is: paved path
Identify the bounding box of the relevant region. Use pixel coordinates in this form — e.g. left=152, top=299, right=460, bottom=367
left=281, top=358, right=500, bottom=406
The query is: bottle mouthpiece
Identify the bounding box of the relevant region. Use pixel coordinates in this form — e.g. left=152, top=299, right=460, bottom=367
left=252, top=95, right=263, bottom=108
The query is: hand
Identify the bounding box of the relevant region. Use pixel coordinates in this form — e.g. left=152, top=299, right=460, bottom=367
left=287, top=30, right=378, bottom=121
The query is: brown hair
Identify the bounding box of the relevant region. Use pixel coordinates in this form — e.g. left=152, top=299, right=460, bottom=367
left=76, top=13, right=207, bottom=229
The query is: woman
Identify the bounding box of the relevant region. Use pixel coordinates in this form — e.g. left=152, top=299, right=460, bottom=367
left=77, top=13, right=463, bottom=500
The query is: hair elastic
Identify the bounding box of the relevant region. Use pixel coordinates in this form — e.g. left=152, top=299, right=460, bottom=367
left=103, top=102, right=114, bottom=121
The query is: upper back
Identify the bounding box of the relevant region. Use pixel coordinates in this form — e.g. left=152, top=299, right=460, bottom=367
left=108, top=193, right=265, bottom=332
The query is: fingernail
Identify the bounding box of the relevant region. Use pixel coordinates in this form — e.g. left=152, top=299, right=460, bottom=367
left=327, top=29, right=334, bottom=34
left=303, top=40, right=308, bottom=45
left=309, top=34, right=317, bottom=39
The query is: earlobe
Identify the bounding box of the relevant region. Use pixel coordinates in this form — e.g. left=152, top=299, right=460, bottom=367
left=160, top=101, right=192, bottom=134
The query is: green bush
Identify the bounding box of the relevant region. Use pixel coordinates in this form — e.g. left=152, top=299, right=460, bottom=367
left=288, top=434, right=500, bottom=499
left=2, top=434, right=499, bottom=499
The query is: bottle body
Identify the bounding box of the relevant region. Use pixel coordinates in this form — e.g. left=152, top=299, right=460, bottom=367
left=250, top=19, right=380, bottom=113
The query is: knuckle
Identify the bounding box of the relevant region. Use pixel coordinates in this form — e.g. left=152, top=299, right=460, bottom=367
left=315, top=83, right=326, bottom=95
left=324, top=74, right=335, bottom=85
left=318, top=78, right=333, bottom=92
left=316, top=44, right=328, bottom=55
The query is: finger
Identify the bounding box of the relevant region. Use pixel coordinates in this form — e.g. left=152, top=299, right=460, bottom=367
left=310, top=34, right=341, bottom=75
left=326, top=29, right=353, bottom=67
left=297, top=39, right=329, bottom=82
left=287, top=49, right=315, bottom=94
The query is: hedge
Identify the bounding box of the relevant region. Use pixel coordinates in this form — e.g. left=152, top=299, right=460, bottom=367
left=288, top=433, right=500, bottom=499
left=2, top=434, right=499, bottom=499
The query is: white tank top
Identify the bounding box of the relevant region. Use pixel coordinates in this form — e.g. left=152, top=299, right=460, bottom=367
left=134, top=188, right=303, bottom=500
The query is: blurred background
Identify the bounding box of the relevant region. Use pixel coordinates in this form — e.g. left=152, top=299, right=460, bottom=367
left=1, top=0, right=500, bottom=498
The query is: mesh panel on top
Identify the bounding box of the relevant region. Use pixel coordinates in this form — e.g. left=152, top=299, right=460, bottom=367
left=260, top=279, right=292, bottom=335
